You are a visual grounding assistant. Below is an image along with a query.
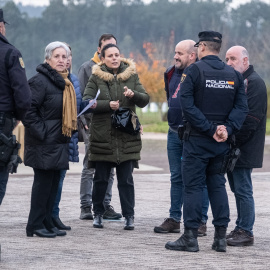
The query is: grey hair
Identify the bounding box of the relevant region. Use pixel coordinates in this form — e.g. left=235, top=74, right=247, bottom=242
left=242, top=48, right=249, bottom=59
left=44, top=41, right=70, bottom=60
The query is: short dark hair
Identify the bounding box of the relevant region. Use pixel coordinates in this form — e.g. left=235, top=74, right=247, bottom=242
left=204, top=40, right=222, bottom=53
left=101, top=44, right=120, bottom=58
left=98, top=33, right=117, bottom=48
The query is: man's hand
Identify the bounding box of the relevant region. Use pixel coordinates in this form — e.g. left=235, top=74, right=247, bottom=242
left=110, top=100, right=120, bottom=111
left=213, top=125, right=228, bottom=142
left=123, top=86, right=134, bottom=98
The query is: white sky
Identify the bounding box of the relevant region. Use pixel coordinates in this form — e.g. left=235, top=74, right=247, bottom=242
left=12, top=0, right=270, bottom=8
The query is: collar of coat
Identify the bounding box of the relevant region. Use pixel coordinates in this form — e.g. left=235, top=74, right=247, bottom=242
left=92, top=58, right=136, bottom=82
left=36, top=63, right=66, bottom=90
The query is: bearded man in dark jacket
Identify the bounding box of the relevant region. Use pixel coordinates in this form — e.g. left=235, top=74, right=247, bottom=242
left=225, top=45, right=267, bottom=246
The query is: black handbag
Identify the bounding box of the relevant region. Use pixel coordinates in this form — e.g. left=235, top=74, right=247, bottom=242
left=111, top=107, right=141, bottom=135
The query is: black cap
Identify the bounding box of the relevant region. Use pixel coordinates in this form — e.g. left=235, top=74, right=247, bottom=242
left=0, top=9, right=9, bottom=25
left=194, top=31, right=222, bottom=47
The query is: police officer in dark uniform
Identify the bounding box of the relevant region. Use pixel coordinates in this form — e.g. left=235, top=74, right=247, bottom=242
left=0, top=9, right=31, bottom=205
left=165, top=31, right=248, bottom=252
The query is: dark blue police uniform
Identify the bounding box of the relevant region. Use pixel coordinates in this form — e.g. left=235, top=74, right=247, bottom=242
left=180, top=55, right=248, bottom=230
left=0, top=28, right=31, bottom=204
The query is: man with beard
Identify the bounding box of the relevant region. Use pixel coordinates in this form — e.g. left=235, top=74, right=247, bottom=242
left=154, top=40, right=209, bottom=236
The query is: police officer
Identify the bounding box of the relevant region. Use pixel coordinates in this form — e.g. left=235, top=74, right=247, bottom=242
left=0, top=9, right=31, bottom=205
left=165, top=31, right=248, bottom=252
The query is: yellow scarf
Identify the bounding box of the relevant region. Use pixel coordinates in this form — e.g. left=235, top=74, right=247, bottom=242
left=91, top=51, right=101, bottom=64
left=58, top=70, right=77, bottom=137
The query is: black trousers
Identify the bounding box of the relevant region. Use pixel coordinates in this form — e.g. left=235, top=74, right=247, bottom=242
left=93, top=160, right=135, bottom=218
left=26, top=168, right=60, bottom=232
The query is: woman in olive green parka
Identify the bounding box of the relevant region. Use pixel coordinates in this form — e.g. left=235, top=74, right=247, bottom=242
left=83, top=44, right=149, bottom=230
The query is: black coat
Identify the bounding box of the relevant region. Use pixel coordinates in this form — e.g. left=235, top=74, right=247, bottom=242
left=23, top=63, right=70, bottom=170
left=0, top=33, right=31, bottom=120
left=235, top=65, right=267, bottom=168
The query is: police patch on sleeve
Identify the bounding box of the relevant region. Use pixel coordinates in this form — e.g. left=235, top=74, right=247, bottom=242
left=19, top=57, right=25, bottom=68
left=181, top=74, right=186, bottom=83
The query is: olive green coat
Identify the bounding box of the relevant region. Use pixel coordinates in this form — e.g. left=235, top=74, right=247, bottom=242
left=83, top=58, right=149, bottom=166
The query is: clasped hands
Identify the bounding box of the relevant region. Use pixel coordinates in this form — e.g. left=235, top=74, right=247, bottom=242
left=213, top=125, right=228, bottom=143
left=109, top=86, right=134, bottom=111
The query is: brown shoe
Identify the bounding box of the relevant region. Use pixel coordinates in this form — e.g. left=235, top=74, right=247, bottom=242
left=198, top=222, right=207, bottom=237
left=226, top=229, right=238, bottom=239
left=227, top=229, right=254, bottom=246
left=154, top=218, right=180, bottom=233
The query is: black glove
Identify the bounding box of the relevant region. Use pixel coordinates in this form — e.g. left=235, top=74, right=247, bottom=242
left=7, top=154, right=22, bottom=174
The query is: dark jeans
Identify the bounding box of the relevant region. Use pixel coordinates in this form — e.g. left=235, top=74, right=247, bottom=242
left=26, top=168, right=61, bottom=232
left=182, top=135, right=230, bottom=229
left=52, top=169, right=66, bottom=218
left=167, top=129, right=209, bottom=223
left=93, top=160, right=134, bottom=217
left=227, top=167, right=254, bottom=235
left=0, top=165, right=9, bottom=205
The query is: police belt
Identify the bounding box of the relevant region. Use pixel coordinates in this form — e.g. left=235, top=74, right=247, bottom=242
left=178, top=122, right=225, bottom=140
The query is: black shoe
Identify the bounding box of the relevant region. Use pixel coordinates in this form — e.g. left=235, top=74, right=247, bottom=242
left=52, top=217, right=71, bottom=231
left=80, top=206, right=93, bottom=220
left=103, top=205, right=122, bottom=219
left=47, top=227, right=67, bottom=236
left=212, top=238, right=227, bottom=252
left=227, top=229, right=254, bottom=246
left=26, top=228, right=57, bottom=238
left=93, top=215, right=103, bottom=228
left=165, top=228, right=199, bottom=252
left=212, top=226, right=227, bottom=252
left=124, top=216, right=134, bottom=230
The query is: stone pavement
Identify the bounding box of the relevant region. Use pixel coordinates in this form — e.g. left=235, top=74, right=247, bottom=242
left=1, top=134, right=270, bottom=269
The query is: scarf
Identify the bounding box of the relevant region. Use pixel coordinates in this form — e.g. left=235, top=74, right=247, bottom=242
left=59, top=70, right=77, bottom=137
left=91, top=51, right=101, bottom=64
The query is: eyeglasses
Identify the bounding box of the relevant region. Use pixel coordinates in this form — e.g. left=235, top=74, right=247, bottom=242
left=194, top=42, right=207, bottom=48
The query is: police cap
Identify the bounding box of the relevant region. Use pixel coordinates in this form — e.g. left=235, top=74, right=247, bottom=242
left=194, top=31, right=222, bottom=47
left=0, top=9, right=9, bottom=25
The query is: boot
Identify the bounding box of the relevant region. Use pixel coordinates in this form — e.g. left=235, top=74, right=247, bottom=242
left=47, top=227, right=67, bottom=236
left=93, top=214, right=103, bottom=228
left=165, top=228, right=199, bottom=252
left=26, top=228, right=57, bottom=238
left=212, top=226, right=227, bottom=252
left=52, top=216, right=71, bottom=231
left=124, top=216, right=134, bottom=230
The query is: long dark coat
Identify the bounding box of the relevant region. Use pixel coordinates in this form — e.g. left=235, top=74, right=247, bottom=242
left=23, top=63, right=70, bottom=170
left=235, top=65, right=267, bottom=168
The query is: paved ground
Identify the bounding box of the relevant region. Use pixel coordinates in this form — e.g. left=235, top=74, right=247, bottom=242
left=1, top=134, right=270, bottom=269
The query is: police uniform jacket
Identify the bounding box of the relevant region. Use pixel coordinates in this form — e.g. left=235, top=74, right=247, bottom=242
left=180, top=55, right=248, bottom=137
left=235, top=65, right=267, bottom=168
left=83, top=58, right=149, bottom=166
left=23, top=63, right=70, bottom=170
left=0, top=33, right=31, bottom=120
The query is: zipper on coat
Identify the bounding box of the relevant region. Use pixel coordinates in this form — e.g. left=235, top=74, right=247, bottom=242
left=114, top=74, right=120, bottom=164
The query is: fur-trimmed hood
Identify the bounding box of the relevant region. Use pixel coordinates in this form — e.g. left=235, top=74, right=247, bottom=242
left=92, top=58, right=137, bottom=82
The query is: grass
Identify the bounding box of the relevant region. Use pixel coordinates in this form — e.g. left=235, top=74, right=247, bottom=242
left=137, top=109, right=270, bottom=135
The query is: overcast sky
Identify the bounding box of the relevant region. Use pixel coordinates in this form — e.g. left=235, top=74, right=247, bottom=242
left=12, top=0, right=270, bottom=8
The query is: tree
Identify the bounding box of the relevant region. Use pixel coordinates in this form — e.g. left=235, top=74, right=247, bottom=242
left=135, top=41, right=167, bottom=120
